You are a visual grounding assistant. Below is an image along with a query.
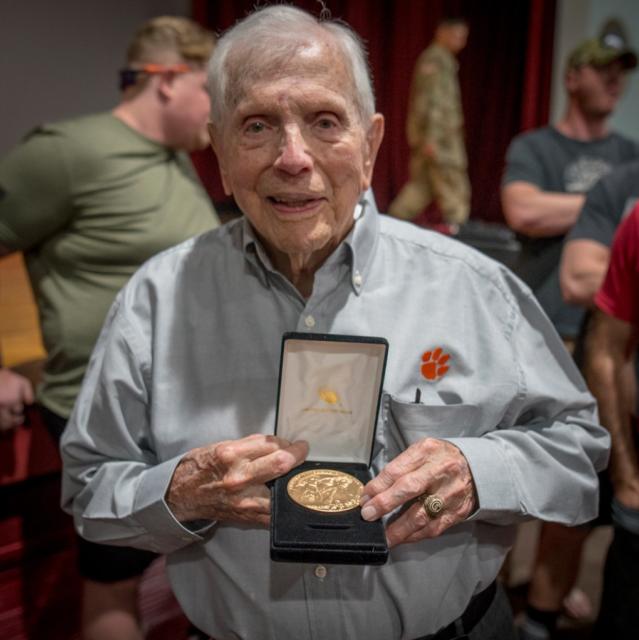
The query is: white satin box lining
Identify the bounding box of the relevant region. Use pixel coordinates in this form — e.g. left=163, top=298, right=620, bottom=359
left=276, top=337, right=387, bottom=464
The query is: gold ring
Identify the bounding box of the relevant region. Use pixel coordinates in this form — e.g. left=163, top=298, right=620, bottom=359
left=419, top=493, right=444, bottom=519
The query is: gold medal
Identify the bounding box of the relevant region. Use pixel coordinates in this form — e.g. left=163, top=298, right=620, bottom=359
left=287, top=469, right=364, bottom=513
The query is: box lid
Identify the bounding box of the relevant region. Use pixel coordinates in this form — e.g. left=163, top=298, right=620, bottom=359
left=274, top=333, right=388, bottom=466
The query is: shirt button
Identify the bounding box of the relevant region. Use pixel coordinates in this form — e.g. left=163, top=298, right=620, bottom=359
left=305, top=315, right=316, bottom=328
left=354, top=275, right=362, bottom=286
left=315, top=565, right=327, bottom=579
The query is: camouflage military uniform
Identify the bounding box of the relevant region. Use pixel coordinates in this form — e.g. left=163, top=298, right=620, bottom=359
left=389, top=43, right=471, bottom=224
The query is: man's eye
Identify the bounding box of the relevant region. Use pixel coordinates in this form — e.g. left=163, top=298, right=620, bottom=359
left=317, top=119, right=335, bottom=130
left=247, top=122, right=265, bottom=134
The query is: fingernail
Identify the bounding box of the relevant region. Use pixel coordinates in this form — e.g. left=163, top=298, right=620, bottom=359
left=386, top=537, right=393, bottom=548
left=359, top=494, right=370, bottom=507
left=361, top=505, right=377, bottom=521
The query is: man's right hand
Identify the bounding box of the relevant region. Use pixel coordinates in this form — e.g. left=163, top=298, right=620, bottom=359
left=0, top=368, right=34, bottom=431
left=166, top=434, right=309, bottom=525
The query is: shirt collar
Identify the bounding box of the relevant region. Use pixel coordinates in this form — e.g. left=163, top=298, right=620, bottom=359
left=343, top=189, right=380, bottom=295
left=241, top=188, right=380, bottom=296
left=242, top=220, right=272, bottom=289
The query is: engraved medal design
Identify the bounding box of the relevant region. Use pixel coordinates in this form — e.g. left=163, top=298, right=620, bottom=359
left=287, top=469, right=364, bottom=512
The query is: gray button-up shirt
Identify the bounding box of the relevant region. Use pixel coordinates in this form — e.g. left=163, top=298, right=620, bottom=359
left=61, top=194, right=609, bottom=640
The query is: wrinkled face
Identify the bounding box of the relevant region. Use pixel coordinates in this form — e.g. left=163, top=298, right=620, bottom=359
left=211, top=41, right=384, bottom=264
left=568, top=61, right=626, bottom=118
left=165, top=69, right=211, bottom=150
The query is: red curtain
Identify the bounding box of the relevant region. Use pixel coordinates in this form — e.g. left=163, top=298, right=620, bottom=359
left=520, top=0, right=557, bottom=132
left=191, top=0, right=556, bottom=223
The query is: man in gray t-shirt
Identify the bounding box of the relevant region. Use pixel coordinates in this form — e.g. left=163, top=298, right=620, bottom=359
left=503, top=122, right=638, bottom=339
left=502, top=37, right=638, bottom=640
left=502, top=39, right=638, bottom=341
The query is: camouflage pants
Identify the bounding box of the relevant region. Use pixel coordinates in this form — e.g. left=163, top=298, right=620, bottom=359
left=389, top=155, right=471, bottom=224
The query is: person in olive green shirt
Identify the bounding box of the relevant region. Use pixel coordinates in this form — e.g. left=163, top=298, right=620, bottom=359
left=0, top=16, right=218, bottom=640
left=389, top=17, right=471, bottom=224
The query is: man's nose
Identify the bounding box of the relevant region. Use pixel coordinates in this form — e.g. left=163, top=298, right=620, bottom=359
left=274, top=125, right=313, bottom=175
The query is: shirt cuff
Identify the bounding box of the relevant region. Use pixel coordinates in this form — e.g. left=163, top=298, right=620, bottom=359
left=133, top=453, right=215, bottom=553
left=444, top=437, right=520, bottom=521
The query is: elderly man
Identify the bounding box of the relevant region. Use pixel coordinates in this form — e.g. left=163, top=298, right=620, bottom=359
left=62, top=7, right=608, bottom=640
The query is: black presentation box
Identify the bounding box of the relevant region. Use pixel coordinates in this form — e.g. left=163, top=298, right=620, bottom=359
left=270, top=332, right=389, bottom=565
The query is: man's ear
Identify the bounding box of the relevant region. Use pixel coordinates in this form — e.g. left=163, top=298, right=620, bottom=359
left=361, top=114, right=385, bottom=191
left=565, top=67, right=580, bottom=94
left=208, top=122, right=233, bottom=196
left=158, top=71, right=178, bottom=101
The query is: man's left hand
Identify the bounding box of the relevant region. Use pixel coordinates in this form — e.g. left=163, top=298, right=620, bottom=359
left=359, top=438, right=476, bottom=547
left=0, top=368, right=34, bottom=432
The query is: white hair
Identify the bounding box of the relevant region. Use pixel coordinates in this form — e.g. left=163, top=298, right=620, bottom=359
left=207, top=5, right=376, bottom=129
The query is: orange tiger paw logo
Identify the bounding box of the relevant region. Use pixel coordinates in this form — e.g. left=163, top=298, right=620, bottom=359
left=421, top=348, right=450, bottom=381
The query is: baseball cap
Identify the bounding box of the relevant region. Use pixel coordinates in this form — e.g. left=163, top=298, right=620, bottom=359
left=567, top=37, right=637, bottom=70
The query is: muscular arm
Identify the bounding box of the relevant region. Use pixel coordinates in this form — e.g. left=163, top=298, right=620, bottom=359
left=585, top=309, right=639, bottom=508
left=502, top=182, right=585, bottom=237
left=560, top=239, right=610, bottom=307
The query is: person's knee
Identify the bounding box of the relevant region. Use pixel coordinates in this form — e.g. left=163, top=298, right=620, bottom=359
left=82, top=577, right=144, bottom=640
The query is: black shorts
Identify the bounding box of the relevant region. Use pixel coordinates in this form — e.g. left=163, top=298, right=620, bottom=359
left=584, top=468, right=613, bottom=528
left=40, top=404, right=159, bottom=582
left=76, top=535, right=158, bottom=583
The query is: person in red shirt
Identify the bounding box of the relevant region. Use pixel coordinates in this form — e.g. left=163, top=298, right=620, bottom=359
left=585, top=202, right=639, bottom=640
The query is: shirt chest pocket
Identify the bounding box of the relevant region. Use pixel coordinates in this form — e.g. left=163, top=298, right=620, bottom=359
left=381, top=394, right=479, bottom=466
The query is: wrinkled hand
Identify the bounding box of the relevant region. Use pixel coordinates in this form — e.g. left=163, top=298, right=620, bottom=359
left=0, top=369, right=34, bottom=431
left=359, top=438, right=476, bottom=547
left=166, top=434, right=309, bottom=525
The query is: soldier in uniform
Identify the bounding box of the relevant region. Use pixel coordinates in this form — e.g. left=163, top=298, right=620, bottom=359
left=389, top=17, right=470, bottom=224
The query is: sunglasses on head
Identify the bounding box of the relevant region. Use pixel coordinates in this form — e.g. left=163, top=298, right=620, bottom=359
left=119, top=64, right=191, bottom=91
